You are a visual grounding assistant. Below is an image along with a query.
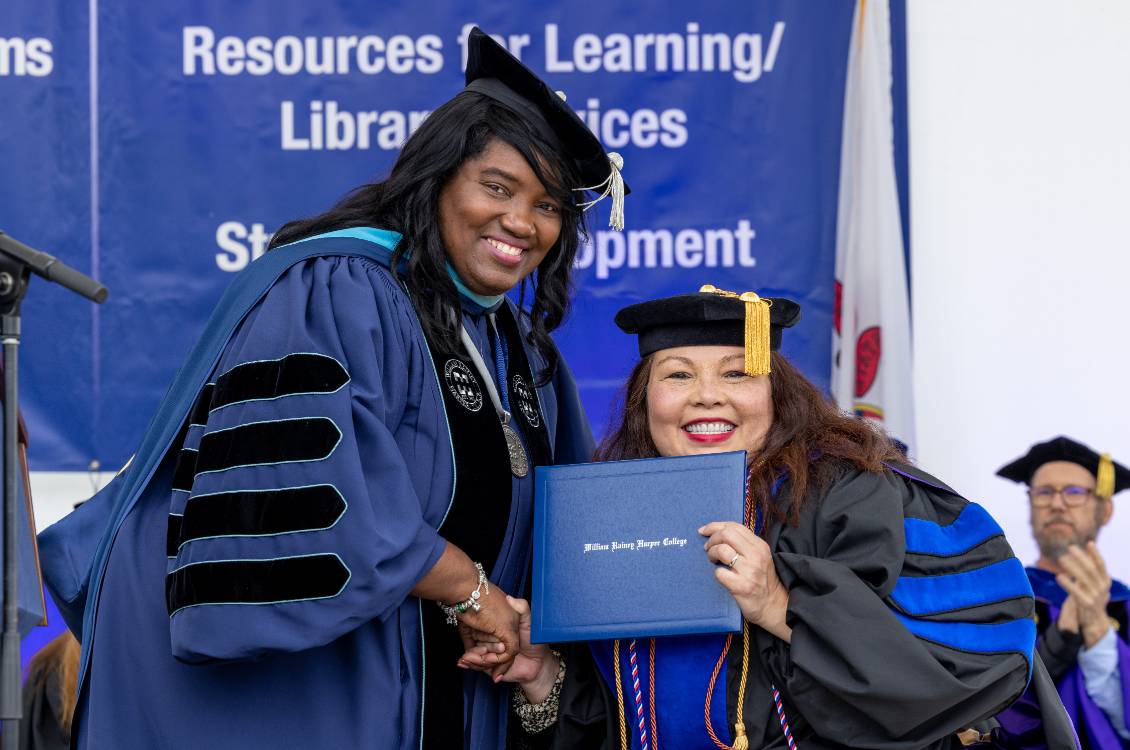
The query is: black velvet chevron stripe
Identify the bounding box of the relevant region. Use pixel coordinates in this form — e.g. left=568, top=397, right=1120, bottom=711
left=166, top=515, right=183, bottom=558
left=166, top=554, right=350, bottom=614
left=171, top=449, right=199, bottom=492
left=211, top=353, right=349, bottom=411
left=194, top=418, right=340, bottom=474
left=175, top=485, right=346, bottom=550
left=189, top=384, right=215, bottom=426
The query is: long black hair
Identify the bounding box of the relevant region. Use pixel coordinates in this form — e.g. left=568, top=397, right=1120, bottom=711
left=270, top=91, right=587, bottom=382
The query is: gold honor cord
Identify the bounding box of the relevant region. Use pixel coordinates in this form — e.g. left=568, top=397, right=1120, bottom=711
left=614, top=640, right=628, bottom=750
left=731, top=623, right=752, bottom=750
left=698, top=285, right=772, bottom=376
left=704, top=634, right=734, bottom=749
left=704, top=466, right=763, bottom=749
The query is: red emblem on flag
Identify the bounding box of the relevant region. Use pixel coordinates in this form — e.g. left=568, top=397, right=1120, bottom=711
left=854, top=326, right=881, bottom=398
left=833, top=280, right=843, bottom=334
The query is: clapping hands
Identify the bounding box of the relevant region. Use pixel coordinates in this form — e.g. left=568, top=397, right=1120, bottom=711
left=1056, top=541, right=1112, bottom=648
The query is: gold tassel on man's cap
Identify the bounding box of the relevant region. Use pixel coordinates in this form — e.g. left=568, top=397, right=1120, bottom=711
left=1097, top=453, right=1116, bottom=499
left=699, top=284, right=772, bottom=376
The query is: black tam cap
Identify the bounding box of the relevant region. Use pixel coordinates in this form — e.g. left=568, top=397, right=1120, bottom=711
left=615, top=286, right=801, bottom=376
left=464, top=27, right=628, bottom=229
left=996, top=436, right=1130, bottom=498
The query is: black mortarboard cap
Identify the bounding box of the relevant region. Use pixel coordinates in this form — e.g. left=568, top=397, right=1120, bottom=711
left=615, top=285, right=801, bottom=375
left=996, top=435, right=1130, bottom=498
left=464, top=27, right=628, bottom=228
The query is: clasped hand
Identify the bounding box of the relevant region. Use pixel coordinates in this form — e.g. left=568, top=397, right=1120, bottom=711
left=456, top=518, right=792, bottom=693
left=453, top=585, right=522, bottom=669
left=1055, top=541, right=1112, bottom=648
left=459, top=596, right=560, bottom=703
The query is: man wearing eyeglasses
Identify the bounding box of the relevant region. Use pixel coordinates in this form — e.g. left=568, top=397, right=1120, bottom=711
left=997, top=436, right=1130, bottom=748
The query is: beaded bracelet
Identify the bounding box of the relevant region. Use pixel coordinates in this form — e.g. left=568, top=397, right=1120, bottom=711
left=439, top=562, right=489, bottom=626
left=512, top=650, right=566, bottom=734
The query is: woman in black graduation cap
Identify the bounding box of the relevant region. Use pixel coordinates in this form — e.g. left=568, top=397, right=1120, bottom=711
left=472, top=286, right=1039, bottom=749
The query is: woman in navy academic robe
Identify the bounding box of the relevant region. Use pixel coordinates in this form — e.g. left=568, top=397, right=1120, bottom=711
left=38, top=28, right=626, bottom=750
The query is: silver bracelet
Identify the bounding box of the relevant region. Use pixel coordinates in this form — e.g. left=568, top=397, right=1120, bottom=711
left=438, top=562, right=489, bottom=626
left=512, top=650, right=566, bottom=734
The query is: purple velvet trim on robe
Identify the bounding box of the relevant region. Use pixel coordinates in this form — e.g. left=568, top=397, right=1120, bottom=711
left=1056, top=631, right=1130, bottom=749
left=995, top=570, right=1128, bottom=750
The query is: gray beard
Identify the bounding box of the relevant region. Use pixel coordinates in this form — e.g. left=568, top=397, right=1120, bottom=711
left=1036, top=527, right=1097, bottom=561
left=1037, top=535, right=1075, bottom=561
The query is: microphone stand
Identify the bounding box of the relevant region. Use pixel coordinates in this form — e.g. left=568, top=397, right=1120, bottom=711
left=0, top=231, right=107, bottom=744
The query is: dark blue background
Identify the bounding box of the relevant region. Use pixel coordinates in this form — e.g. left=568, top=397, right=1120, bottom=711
left=1, top=1, right=909, bottom=471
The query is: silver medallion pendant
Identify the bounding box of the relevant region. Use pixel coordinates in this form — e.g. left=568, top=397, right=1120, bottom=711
left=502, top=422, right=529, bottom=477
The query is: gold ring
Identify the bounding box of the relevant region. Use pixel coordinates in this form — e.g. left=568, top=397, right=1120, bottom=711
left=728, top=553, right=741, bottom=568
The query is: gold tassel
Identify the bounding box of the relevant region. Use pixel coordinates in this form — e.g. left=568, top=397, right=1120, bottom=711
left=739, top=292, right=771, bottom=377
left=698, top=285, right=772, bottom=376
left=731, top=622, right=752, bottom=750
left=1097, top=453, right=1115, bottom=499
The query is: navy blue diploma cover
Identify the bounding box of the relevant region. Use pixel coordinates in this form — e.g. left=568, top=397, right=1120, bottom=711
left=531, top=452, right=746, bottom=643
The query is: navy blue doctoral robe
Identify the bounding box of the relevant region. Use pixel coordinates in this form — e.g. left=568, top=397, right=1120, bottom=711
left=38, top=228, right=594, bottom=749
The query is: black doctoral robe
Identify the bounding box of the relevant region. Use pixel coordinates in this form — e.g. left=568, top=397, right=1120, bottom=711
left=517, top=462, right=1034, bottom=750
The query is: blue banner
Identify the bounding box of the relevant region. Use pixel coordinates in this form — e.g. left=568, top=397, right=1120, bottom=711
left=2, top=1, right=865, bottom=470
left=0, top=0, right=94, bottom=469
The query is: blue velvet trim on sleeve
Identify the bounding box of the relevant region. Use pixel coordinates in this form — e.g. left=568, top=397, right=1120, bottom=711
left=894, top=612, right=1036, bottom=657
left=903, top=502, right=1003, bottom=557
left=891, top=558, right=1032, bottom=615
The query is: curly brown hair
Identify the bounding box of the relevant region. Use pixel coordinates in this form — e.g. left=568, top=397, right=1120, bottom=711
left=595, top=351, right=904, bottom=527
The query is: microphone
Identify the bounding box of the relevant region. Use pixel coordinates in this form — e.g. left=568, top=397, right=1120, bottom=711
left=0, top=231, right=108, bottom=303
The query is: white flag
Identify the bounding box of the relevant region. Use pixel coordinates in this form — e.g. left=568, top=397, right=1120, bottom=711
left=832, top=0, right=915, bottom=453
